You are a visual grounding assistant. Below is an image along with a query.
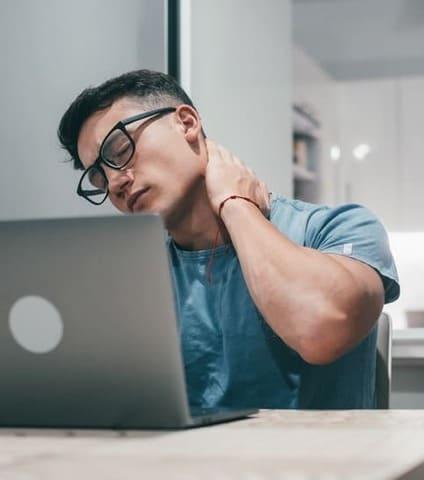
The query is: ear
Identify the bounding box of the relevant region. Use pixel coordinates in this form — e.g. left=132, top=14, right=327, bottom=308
left=174, top=104, right=202, bottom=144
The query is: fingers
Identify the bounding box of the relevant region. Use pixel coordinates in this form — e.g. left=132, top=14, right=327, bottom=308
left=208, top=139, right=242, bottom=166
left=205, top=138, right=216, bottom=163
left=205, top=138, right=270, bottom=218
left=216, top=142, right=233, bottom=164
left=255, top=180, right=270, bottom=217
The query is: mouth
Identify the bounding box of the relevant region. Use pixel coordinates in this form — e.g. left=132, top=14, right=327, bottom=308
left=127, top=187, right=150, bottom=212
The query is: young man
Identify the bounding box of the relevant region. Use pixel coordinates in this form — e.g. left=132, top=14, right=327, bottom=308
left=58, top=69, right=399, bottom=409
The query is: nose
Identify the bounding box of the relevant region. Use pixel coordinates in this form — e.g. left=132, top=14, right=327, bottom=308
left=106, top=167, right=134, bottom=198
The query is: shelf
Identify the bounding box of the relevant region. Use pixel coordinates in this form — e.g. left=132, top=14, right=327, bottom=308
left=292, top=104, right=321, bottom=204
left=393, top=328, right=424, bottom=366
left=293, top=164, right=316, bottom=182
left=292, top=105, right=321, bottom=139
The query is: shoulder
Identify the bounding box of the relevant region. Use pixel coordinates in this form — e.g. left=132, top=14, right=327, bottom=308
left=270, top=194, right=384, bottom=242
left=270, top=195, right=400, bottom=303
left=269, top=194, right=324, bottom=243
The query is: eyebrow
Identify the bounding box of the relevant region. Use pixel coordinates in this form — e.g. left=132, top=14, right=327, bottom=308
left=79, top=127, right=111, bottom=171
left=78, top=146, right=101, bottom=171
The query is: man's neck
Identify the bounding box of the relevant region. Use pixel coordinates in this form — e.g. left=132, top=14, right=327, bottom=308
left=165, top=181, right=229, bottom=251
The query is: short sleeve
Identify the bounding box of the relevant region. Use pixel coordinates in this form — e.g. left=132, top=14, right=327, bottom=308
left=305, top=204, right=400, bottom=304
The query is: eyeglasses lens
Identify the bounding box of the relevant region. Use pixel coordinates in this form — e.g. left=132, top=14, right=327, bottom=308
left=101, top=129, right=134, bottom=167
left=79, top=166, right=108, bottom=204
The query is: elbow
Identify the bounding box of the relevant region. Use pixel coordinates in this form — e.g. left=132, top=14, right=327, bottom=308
left=295, top=311, right=351, bottom=366
left=298, top=343, right=345, bottom=366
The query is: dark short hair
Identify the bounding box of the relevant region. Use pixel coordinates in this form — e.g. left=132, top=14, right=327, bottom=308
left=57, top=69, right=199, bottom=170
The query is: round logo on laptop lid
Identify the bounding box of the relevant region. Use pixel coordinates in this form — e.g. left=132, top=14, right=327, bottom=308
left=9, top=295, right=64, bottom=354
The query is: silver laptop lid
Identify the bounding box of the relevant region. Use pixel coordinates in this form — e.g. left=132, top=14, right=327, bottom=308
left=0, top=214, right=191, bottom=428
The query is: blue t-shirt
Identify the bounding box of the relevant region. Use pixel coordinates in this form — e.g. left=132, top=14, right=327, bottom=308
left=167, top=195, right=400, bottom=409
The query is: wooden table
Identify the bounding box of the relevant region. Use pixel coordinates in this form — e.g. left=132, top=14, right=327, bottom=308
left=1, top=410, right=424, bottom=479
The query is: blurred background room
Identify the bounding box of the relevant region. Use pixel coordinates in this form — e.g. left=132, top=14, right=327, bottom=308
left=0, top=0, right=422, bottom=408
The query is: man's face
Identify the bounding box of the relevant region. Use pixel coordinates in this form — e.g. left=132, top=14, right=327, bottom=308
left=77, top=97, right=205, bottom=221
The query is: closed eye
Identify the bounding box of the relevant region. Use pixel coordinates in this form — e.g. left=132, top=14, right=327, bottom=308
left=116, top=143, right=131, bottom=156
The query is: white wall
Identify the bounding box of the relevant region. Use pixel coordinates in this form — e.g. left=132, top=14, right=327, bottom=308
left=292, top=46, right=340, bottom=205
left=337, top=79, right=401, bottom=231
left=180, top=0, right=292, bottom=197
left=0, top=0, right=167, bottom=221
left=337, top=75, right=424, bottom=233
left=398, top=77, right=424, bottom=231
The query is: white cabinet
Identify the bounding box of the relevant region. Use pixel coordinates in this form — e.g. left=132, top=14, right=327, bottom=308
left=338, top=80, right=401, bottom=230
left=399, top=77, right=424, bottom=231
left=338, top=76, right=424, bottom=232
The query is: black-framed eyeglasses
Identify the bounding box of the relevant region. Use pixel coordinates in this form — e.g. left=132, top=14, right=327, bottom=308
left=77, top=106, right=177, bottom=205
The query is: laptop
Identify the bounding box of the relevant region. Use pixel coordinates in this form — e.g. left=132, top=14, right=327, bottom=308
left=0, top=214, right=257, bottom=429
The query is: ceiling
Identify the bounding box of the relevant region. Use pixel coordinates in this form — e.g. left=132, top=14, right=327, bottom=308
left=293, top=0, right=424, bottom=80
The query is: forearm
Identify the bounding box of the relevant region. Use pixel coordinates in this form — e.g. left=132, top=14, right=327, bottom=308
left=221, top=200, right=377, bottom=364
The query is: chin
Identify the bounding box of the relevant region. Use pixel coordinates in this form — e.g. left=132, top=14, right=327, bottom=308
left=131, top=192, right=181, bottom=226
left=134, top=197, right=163, bottom=217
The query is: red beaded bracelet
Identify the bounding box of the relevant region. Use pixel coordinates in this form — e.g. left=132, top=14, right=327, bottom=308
left=218, top=195, right=260, bottom=220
